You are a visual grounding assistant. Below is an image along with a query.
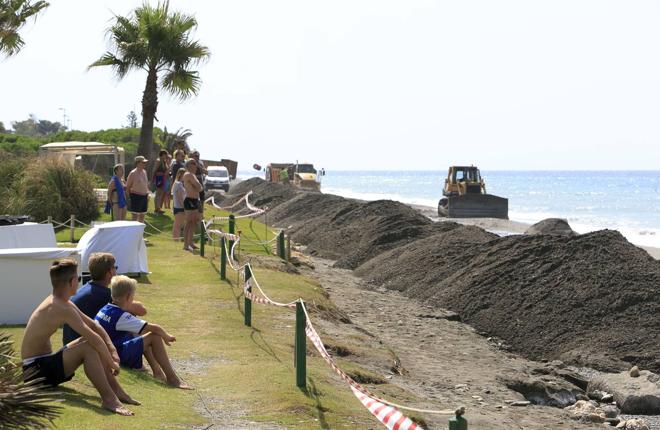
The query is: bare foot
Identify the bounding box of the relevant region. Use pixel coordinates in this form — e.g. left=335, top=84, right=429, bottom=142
left=154, top=372, right=167, bottom=383
left=102, top=401, right=134, bottom=416
left=116, top=392, right=141, bottom=406
left=168, top=378, right=194, bottom=390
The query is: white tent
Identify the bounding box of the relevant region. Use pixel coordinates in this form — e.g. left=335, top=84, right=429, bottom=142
left=0, top=223, right=80, bottom=324
left=76, top=221, right=149, bottom=275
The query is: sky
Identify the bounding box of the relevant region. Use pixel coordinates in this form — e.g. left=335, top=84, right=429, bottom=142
left=2, top=0, right=660, bottom=171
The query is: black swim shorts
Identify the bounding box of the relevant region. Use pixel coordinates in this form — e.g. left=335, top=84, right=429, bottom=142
left=173, top=207, right=184, bottom=215
left=23, top=348, right=74, bottom=387
left=129, top=193, right=148, bottom=214
left=184, top=197, right=200, bottom=211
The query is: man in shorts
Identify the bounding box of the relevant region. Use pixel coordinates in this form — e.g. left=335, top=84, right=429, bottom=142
left=182, top=159, right=203, bottom=252
left=95, top=275, right=192, bottom=389
left=63, top=252, right=147, bottom=345
left=126, top=155, right=149, bottom=223
left=21, top=259, right=138, bottom=416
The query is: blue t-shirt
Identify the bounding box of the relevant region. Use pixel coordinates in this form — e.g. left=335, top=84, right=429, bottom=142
left=95, top=303, right=147, bottom=352
left=62, top=281, right=112, bottom=345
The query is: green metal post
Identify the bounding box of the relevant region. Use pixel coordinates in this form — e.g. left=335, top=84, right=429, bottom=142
left=448, top=410, right=468, bottom=430
left=200, top=221, right=206, bottom=257
left=244, top=265, right=252, bottom=327
left=220, top=237, right=226, bottom=280
left=228, top=215, right=236, bottom=257
left=277, top=231, right=286, bottom=260
left=295, top=301, right=306, bottom=388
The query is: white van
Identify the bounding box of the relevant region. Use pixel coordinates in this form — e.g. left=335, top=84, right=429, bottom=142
left=204, top=166, right=230, bottom=192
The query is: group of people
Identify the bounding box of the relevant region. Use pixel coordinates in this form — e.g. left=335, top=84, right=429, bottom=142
left=106, top=148, right=207, bottom=251
left=20, top=253, right=191, bottom=416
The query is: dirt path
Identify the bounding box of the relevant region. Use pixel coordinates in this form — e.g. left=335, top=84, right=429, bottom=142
left=301, top=257, right=601, bottom=430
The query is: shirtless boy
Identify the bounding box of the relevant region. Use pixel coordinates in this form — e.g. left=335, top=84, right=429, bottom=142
left=126, top=155, right=150, bottom=223
left=96, top=275, right=192, bottom=389
left=182, top=159, right=203, bottom=252
left=21, top=259, right=138, bottom=416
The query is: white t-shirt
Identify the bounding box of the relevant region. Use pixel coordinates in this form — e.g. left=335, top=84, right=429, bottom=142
left=172, top=181, right=185, bottom=209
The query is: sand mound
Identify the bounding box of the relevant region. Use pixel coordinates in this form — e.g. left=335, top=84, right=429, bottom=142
left=525, top=218, right=576, bottom=236
left=363, top=229, right=660, bottom=372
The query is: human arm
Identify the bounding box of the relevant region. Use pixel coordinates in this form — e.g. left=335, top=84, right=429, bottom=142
left=63, top=305, right=120, bottom=373
left=142, top=322, right=176, bottom=346
left=73, top=306, right=120, bottom=363
left=125, top=171, right=134, bottom=194
left=107, top=179, right=115, bottom=201
left=126, top=301, right=147, bottom=317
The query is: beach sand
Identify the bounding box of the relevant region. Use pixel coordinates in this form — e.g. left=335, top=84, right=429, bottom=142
left=410, top=203, right=660, bottom=260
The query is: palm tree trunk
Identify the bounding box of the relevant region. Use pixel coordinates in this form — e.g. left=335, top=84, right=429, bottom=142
left=138, top=67, right=159, bottom=163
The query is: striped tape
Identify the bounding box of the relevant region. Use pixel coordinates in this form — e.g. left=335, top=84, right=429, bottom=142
left=351, top=387, right=420, bottom=430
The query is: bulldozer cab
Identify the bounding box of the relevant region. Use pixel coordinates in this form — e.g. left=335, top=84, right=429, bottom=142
left=444, top=166, right=486, bottom=197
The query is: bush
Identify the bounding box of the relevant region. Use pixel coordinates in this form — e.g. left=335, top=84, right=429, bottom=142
left=6, top=158, right=99, bottom=223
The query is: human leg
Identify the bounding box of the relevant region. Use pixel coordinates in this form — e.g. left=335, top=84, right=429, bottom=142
left=62, top=342, right=134, bottom=415
left=142, top=342, right=166, bottom=382
left=183, top=210, right=195, bottom=250
left=172, top=211, right=184, bottom=240
left=142, top=333, right=192, bottom=389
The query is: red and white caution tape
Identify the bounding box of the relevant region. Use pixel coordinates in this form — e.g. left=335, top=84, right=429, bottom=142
left=209, top=191, right=266, bottom=221
left=351, top=387, right=421, bottom=430
left=244, top=276, right=297, bottom=308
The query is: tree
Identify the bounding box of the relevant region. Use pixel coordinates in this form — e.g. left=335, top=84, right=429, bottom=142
left=161, top=126, right=192, bottom=153
left=126, top=110, right=138, bottom=128
left=89, top=1, right=210, bottom=162
left=0, top=121, right=6, bottom=133
left=11, top=114, right=63, bottom=136
left=0, top=0, right=49, bottom=57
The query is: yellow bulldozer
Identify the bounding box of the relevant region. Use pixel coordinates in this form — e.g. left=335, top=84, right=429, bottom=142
left=438, top=166, right=508, bottom=219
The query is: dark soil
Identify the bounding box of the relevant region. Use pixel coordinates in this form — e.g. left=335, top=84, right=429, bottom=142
left=227, top=179, right=660, bottom=373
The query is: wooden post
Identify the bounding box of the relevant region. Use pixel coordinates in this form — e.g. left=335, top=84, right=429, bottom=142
left=69, top=215, right=75, bottom=243
left=228, top=215, right=236, bottom=256
left=286, top=235, right=291, bottom=261
left=277, top=231, right=285, bottom=260
left=220, top=237, right=227, bottom=280
left=47, top=216, right=52, bottom=225
left=244, top=265, right=252, bottom=327
left=295, top=301, right=307, bottom=388
left=200, top=221, right=206, bottom=257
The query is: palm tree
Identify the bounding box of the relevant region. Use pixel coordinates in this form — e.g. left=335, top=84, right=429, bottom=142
left=161, top=126, right=192, bottom=153
left=0, top=0, right=49, bottom=57
left=89, top=1, right=209, bottom=162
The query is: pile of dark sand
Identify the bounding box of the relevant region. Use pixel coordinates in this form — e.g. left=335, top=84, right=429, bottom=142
left=229, top=179, right=660, bottom=373
left=525, top=218, right=576, bottom=236
left=361, top=229, right=660, bottom=373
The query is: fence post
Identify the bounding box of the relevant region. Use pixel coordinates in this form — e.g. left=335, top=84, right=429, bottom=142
left=295, top=300, right=307, bottom=388
left=200, top=221, right=206, bottom=257
left=277, top=231, right=286, bottom=260
left=220, top=237, right=227, bottom=280
left=47, top=216, right=52, bottom=225
left=69, top=215, right=75, bottom=243
left=286, top=236, right=291, bottom=261
left=448, top=408, right=468, bottom=430
left=244, top=265, right=252, bottom=327
left=228, top=215, right=236, bottom=256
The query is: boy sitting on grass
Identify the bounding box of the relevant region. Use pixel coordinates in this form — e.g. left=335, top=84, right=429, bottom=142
left=21, top=259, right=138, bottom=416
left=95, top=275, right=192, bottom=389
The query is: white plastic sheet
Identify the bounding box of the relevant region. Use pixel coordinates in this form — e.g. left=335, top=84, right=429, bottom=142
left=76, top=221, right=148, bottom=274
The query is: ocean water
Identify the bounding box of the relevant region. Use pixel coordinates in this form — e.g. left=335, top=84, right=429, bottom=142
left=238, top=170, right=660, bottom=249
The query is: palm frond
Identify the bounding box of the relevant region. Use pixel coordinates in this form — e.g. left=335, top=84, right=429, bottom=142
left=161, top=67, right=201, bottom=100
left=0, top=0, right=49, bottom=56
left=0, top=332, right=62, bottom=430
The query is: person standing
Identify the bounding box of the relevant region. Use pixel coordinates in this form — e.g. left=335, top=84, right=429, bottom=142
left=169, top=150, right=186, bottom=185
left=107, top=164, right=127, bottom=221
left=171, top=168, right=186, bottom=241
left=163, top=153, right=173, bottom=210
left=152, top=150, right=169, bottom=214
left=182, top=159, right=202, bottom=252
left=126, top=156, right=149, bottom=223
left=190, top=151, right=206, bottom=214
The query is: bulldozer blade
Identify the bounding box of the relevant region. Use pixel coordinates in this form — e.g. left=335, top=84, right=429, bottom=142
left=446, top=194, right=508, bottom=219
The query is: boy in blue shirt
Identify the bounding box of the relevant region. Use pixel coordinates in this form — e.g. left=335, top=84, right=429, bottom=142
left=96, top=275, right=191, bottom=389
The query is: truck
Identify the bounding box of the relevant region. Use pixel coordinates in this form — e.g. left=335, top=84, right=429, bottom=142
left=265, top=162, right=321, bottom=191
left=437, top=166, right=508, bottom=219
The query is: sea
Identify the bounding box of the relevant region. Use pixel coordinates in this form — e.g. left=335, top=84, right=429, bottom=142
left=237, top=170, right=660, bottom=249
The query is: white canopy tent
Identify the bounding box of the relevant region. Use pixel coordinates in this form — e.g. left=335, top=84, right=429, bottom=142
left=39, top=141, right=125, bottom=167
left=76, top=221, right=149, bottom=275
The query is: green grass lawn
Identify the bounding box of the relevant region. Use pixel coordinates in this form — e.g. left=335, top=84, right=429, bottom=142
left=3, top=202, right=383, bottom=429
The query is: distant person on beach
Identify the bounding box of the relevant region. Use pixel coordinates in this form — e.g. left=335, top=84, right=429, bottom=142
left=63, top=252, right=147, bottom=345
left=126, top=156, right=149, bottom=223
left=163, top=153, right=173, bottom=210
left=190, top=151, right=206, bottom=213
left=153, top=150, right=169, bottom=214
left=107, top=164, right=127, bottom=221
left=171, top=168, right=186, bottom=241
left=21, top=259, right=138, bottom=416
left=182, top=159, right=203, bottom=252
left=169, top=149, right=186, bottom=183
left=95, top=275, right=192, bottom=389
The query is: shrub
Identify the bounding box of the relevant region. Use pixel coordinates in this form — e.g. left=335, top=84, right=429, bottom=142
left=7, top=158, right=99, bottom=223
left=0, top=155, right=29, bottom=214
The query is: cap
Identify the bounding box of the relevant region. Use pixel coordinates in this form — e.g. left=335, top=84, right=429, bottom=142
left=134, top=155, right=149, bottom=163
